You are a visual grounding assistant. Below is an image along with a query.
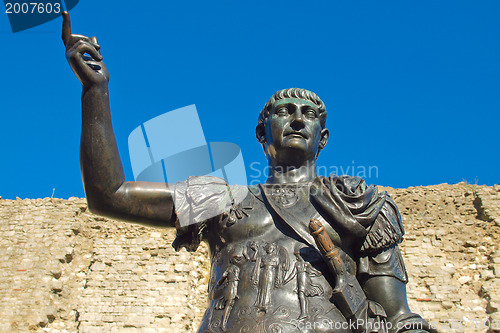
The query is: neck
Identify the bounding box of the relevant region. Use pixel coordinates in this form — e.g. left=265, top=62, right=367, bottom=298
left=266, top=159, right=317, bottom=184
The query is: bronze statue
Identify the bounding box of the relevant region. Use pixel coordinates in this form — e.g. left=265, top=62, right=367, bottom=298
left=62, top=11, right=437, bottom=333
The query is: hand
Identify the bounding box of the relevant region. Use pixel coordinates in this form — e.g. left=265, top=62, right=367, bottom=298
left=62, top=11, right=109, bottom=87
left=248, top=241, right=257, bottom=251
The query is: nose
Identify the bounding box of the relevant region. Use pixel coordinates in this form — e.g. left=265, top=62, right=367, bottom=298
left=290, top=109, right=305, bottom=130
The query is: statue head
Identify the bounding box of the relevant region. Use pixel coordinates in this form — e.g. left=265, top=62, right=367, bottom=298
left=257, top=88, right=327, bottom=132
left=264, top=242, right=277, bottom=254
left=294, top=243, right=304, bottom=259
left=256, top=88, right=329, bottom=165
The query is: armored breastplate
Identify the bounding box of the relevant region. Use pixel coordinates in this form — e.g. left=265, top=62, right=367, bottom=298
left=199, top=183, right=358, bottom=333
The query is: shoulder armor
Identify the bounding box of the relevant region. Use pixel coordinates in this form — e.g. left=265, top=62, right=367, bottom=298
left=360, top=193, right=404, bottom=254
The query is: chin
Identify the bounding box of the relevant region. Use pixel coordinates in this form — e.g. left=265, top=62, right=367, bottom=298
left=282, top=138, right=308, bottom=151
left=284, top=144, right=308, bottom=153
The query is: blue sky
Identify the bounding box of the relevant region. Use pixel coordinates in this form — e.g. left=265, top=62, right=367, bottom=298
left=0, top=0, right=499, bottom=199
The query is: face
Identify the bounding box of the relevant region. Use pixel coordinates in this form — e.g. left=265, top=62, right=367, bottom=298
left=262, top=98, right=328, bottom=165
left=265, top=243, right=276, bottom=253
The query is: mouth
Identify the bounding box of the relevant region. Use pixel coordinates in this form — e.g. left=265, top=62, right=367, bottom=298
left=286, top=132, right=307, bottom=139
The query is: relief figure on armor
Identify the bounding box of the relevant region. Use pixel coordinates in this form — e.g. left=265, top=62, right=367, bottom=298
left=282, top=245, right=324, bottom=320
left=243, top=241, right=259, bottom=262
left=62, top=11, right=437, bottom=333
left=251, top=242, right=289, bottom=311
left=215, top=255, right=243, bottom=331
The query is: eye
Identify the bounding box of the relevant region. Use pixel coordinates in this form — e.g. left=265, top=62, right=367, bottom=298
left=276, top=106, right=288, bottom=116
left=304, top=109, right=317, bottom=119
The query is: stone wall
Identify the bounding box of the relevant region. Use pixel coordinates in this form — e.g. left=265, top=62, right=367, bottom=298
left=0, top=182, right=498, bottom=332
left=381, top=183, right=500, bottom=332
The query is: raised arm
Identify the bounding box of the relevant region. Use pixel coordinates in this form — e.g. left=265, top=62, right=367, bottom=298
left=62, top=12, right=175, bottom=227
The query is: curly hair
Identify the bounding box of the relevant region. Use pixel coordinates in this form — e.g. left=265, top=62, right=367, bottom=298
left=257, top=88, right=327, bottom=137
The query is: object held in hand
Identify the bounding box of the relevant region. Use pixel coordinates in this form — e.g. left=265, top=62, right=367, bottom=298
left=309, top=218, right=368, bottom=329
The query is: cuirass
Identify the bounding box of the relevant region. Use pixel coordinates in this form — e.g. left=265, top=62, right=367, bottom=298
left=199, top=184, right=359, bottom=333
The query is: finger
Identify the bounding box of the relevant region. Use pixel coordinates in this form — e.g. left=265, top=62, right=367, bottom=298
left=62, top=11, right=71, bottom=47
left=70, top=40, right=103, bottom=62
left=82, top=53, right=103, bottom=70
left=65, top=34, right=93, bottom=51
left=68, top=44, right=103, bottom=78
left=85, top=61, right=102, bottom=71
left=90, top=36, right=101, bottom=52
